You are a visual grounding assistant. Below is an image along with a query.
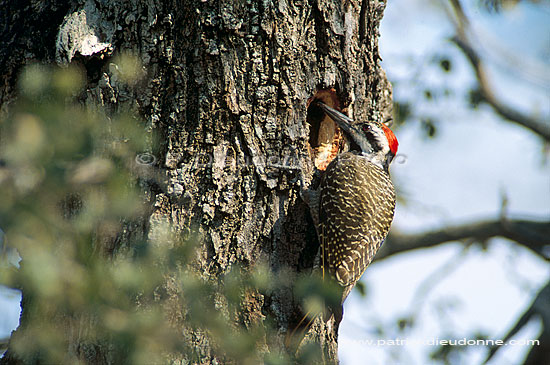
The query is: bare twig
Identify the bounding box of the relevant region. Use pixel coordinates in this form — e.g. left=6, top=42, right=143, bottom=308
left=376, top=218, right=550, bottom=261
left=482, top=279, right=550, bottom=364
left=409, top=245, right=469, bottom=313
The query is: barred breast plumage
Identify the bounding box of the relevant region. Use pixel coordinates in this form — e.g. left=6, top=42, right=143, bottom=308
left=319, top=151, right=395, bottom=300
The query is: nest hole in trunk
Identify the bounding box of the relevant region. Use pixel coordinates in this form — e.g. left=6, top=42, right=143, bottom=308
left=306, top=89, right=347, bottom=170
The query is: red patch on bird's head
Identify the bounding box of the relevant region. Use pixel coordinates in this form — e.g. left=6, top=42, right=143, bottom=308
left=381, top=124, right=398, bottom=155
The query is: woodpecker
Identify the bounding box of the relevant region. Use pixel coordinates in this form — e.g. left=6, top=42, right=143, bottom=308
left=289, top=101, right=398, bottom=344
left=315, top=101, right=398, bottom=300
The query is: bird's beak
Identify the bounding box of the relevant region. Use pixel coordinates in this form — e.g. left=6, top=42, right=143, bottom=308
left=316, top=101, right=359, bottom=137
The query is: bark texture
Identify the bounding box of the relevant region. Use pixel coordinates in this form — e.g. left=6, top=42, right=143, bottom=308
left=0, top=0, right=392, bottom=363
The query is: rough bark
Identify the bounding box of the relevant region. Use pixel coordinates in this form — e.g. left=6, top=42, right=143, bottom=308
left=0, top=0, right=391, bottom=363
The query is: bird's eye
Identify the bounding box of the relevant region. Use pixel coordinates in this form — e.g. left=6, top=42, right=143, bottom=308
left=361, top=124, right=372, bottom=133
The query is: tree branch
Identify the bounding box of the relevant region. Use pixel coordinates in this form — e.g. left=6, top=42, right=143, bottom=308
left=376, top=218, right=550, bottom=261
left=448, top=0, right=550, bottom=141
left=451, top=37, right=550, bottom=141
left=483, top=278, right=550, bottom=364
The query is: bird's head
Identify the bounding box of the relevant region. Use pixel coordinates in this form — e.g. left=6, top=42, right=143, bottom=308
left=316, top=101, right=398, bottom=171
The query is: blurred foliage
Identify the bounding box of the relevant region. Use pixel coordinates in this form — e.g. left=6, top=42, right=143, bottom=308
left=468, top=88, right=485, bottom=109
left=439, top=58, right=452, bottom=73
left=392, top=101, right=412, bottom=127
left=421, top=118, right=437, bottom=138
left=0, top=64, right=336, bottom=364
left=0, top=62, right=166, bottom=363
left=429, top=332, right=490, bottom=364
left=391, top=52, right=457, bottom=139
left=478, top=0, right=540, bottom=13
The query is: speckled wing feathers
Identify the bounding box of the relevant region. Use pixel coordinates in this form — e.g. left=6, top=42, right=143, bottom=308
left=319, top=152, right=396, bottom=290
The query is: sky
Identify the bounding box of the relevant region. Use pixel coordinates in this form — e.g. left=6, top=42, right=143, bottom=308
left=340, top=0, right=550, bottom=364
left=0, top=286, right=20, bottom=344
left=1, top=0, right=549, bottom=363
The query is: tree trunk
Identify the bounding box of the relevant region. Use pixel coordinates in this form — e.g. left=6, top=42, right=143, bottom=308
left=0, top=0, right=392, bottom=363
